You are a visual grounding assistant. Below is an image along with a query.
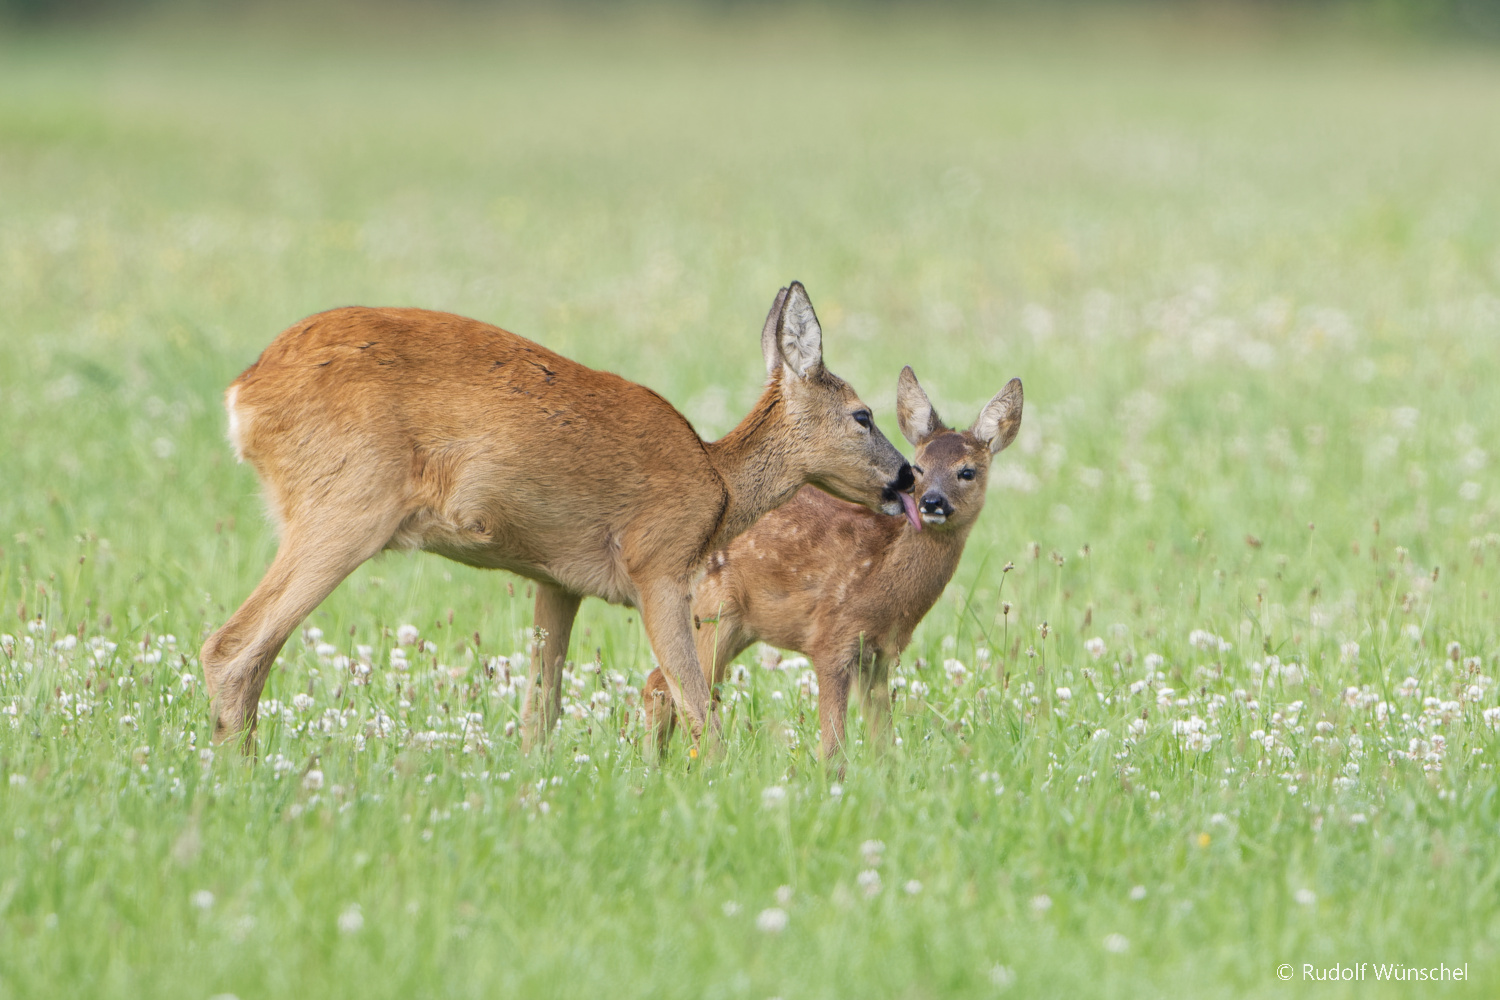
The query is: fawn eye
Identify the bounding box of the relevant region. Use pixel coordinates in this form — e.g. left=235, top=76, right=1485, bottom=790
left=852, top=410, right=872, bottom=429
left=958, top=467, right=976, bottom=481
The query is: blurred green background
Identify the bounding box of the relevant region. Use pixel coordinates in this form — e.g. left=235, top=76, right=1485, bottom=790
left=3, top=3, right=1500, bottom=998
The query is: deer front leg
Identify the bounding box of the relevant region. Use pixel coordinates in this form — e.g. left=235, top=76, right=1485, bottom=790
left=642, top=609, right=747, bottom=758
left=814, top=653, right=855, bottom=765
left=520, top=582, right=582, bottom=752
left=858, top=650, right=895, bottom=751
left=638, top=580, right=720, bottom=752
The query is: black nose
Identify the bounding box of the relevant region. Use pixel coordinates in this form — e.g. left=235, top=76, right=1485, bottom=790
left=921, top=491, right=952, bottom=516
left=892, top=462, right=915, bottom=493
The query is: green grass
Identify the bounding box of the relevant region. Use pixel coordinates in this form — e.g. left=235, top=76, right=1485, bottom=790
left=4, top=7, right=1500, bottom=997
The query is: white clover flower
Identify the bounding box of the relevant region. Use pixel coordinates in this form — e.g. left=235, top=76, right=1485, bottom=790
left=303, top=769, right=324, bottom=791
left=761, top=785, right=787, bottom=808
left=721, top=901, right=741, bottom=917
left=856, top=869, right=882, bottom=898
left=192, top=890, right=215, bottom=910
left=1103, top=933, right=1129, bottom=953
left=860, top=839, right=885, bottom=866
left=8, top=774, right=26, bottom=787
left=1188, top=630, right=1231, bottom=653
left=774, top=885, right=794, bottom=906
left=396, top=624, right=420, bottom=646
left=1030, top=894, right=1052, bottom=913
left=756, top=907, right=788, bottom=933
left=943, top=659, right=968, bottom=684
left=1340, top=641, right=1359, bottom=662
left=1084, top=637, right=1106, bottom=659
left=1128, top=718, right=1148, bottom=736
left=337, top=904, right=364, bottom=934
left=1129, top=885, right=1147, bottom=901
left=1055, top=687, right=1072, bottom=701
left=1294, top=889, right=1317, bottom=906
left=291, top=693, right=315, bottom=713
left=989, top=965, right=1016, bottom=989
left=903, top=880, right=923, bottom=895
left=1403, top=623, right=1422, bottom=643
left=1483, top=707, right=1500, bottom=730
left=1143, top=653, right=1164, bottom=671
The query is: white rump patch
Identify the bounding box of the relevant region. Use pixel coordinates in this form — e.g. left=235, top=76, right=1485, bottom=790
left=225, top=384, right=249, bottom=462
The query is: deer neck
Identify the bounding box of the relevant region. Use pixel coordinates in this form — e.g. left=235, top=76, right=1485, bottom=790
left=703, top=382, right=804, bottom=548
left=889, top=518, right=974, bottom=609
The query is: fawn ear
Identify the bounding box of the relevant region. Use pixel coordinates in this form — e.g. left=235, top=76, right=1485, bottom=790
left=764, top=281, right=823, bottom=379
left=896, top=366, right=946, bottom=446
left=972, top=378, right=1023, bottom=454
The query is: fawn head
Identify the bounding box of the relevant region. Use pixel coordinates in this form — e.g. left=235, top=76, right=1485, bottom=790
left=895, top=365, right=1023, bottom=530
left=762, top=282, right=914, bottom=516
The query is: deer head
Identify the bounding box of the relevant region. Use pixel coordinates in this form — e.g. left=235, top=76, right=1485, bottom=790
left=896, top=365, right=1023, bottom=530
left=761, top=282, right=915, bottom=518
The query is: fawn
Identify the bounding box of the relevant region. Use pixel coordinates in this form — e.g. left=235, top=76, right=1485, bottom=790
left=201, top=283, right=915, bottom=748
left=643, top=365, right=1022, bottom=760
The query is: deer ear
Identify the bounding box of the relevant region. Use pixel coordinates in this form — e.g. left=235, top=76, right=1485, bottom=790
left=760, top=286, right=791, bottom=376
left=972, top=378, right=1023, bottom=454
left=768, top=281, right=823, bottom=379
left=896, top=366, right=946, bottom=446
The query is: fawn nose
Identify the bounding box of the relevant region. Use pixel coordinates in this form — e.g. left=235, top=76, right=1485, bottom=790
left=920, top=491, right=952, bottom=517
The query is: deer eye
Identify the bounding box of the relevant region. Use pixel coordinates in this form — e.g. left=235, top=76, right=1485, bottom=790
left=958, top=467, right=976, bottom=481
left=852, top=410, right=872, bottom=430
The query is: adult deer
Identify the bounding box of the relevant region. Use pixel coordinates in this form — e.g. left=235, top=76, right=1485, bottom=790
left=643, top=366, right=1022, bottom=761
left=201, top=283, right=915, bottom=749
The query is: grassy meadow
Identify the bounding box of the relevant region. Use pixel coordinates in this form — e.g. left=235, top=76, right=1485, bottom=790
left=3, top=7, right=1500, bottom=997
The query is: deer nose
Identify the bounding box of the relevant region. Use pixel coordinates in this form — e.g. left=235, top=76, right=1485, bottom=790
left=892, top=462, right=915, bottom=493
left=920, top=491, right=952, bottom=516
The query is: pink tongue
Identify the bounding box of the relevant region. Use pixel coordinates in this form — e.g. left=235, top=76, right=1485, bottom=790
left=900, top=491, right=922, bottom=531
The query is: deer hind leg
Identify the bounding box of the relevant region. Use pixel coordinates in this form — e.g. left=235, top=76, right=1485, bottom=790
left=641, top=669, right=678, bottom=756
left=201, top=514, right=395, bottom=748
left=520, top=582, right=582, bottom=752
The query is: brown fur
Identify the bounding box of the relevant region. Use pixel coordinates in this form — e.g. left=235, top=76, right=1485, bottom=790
left=200, top=283, right=913, bottom=748
left=644, top=367, right=1022, bottom=761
